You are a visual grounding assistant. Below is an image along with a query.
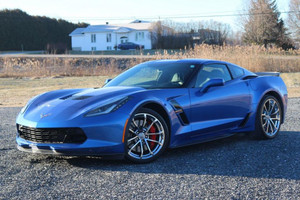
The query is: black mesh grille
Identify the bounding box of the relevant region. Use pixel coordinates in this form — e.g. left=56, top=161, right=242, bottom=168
left=17, top=124, right=87, bottom=144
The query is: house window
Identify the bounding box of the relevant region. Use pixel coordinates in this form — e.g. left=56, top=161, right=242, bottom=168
left=107, top=33, right=112, bottom=42
left=135, top=32, right=145, bottom=41
left=91, top=47, right=96, bottom=51
left=120, top=36, right=128, bottom=44
left=107, top=46, right=112, bottom=50
left=91, top=34, right=96, bottom=43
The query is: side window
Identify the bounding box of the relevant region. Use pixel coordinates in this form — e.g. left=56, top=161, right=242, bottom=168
left=195, top=64, right=232, bottom=87
left=228, top=64, right=244, bottom=79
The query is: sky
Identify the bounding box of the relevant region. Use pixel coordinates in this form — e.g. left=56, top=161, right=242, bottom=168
left=0, top=0, right=290, bottom=30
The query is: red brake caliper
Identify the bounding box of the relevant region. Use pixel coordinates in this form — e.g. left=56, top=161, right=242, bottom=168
left=148, top=124, right=157, bottom=150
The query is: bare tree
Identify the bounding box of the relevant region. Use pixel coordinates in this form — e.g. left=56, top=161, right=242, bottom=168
left=288, top=0, right=300, bottom=45
left=150, top=20, right=232, bottom=49
left=150, top=21, right=175, bottom=49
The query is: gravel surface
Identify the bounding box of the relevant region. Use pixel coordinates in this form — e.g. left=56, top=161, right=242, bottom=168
left=0, top=98, right=300, bottom=199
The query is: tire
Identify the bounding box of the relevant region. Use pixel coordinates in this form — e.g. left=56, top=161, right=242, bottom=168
left=124, top=108, right=169, bottom=163
left=254, top=95, right=282, bottom=139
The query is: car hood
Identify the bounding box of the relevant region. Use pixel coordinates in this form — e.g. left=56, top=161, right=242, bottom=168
left=22, top=86, right=144, bottom=122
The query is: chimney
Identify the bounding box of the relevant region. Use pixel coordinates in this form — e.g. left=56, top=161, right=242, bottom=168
left=106, top=22, right=109, bottom=25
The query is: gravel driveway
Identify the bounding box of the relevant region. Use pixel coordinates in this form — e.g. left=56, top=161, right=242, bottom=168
left=0, top=98, right=299, bottom=199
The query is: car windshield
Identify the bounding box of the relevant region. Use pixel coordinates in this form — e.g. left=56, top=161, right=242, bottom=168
left=104, top=62, right=196, bottom=89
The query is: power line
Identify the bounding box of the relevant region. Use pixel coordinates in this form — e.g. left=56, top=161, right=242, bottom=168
left=0, top=10, right=298, bottom=22
left=63, top=11, right=299, bottom=21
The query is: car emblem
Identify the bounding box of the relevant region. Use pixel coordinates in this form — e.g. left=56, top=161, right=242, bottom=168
left=40, top=113, right=52, bottom=119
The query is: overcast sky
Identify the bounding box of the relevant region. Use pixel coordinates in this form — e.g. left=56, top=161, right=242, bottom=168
left=0, top=0, right=290, bottom=30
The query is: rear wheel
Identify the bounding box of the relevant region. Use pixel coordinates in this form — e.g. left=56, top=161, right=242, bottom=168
left=124, top=108, right=169, bottom=163
left=255, top=95, right=282, bottom=139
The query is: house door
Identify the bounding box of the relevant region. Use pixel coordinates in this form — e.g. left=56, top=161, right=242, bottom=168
left=120, top=36, right=128, bottom=43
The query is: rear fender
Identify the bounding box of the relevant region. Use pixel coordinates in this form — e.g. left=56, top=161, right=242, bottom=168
left=240, top=76, right=287, bottom=130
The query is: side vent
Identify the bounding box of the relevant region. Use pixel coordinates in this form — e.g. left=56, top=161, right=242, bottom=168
left=239, top=113, right=251, bottom=127
left=242, top=75, right=257, bottom=80
left=169, top=99, right=189, bottom=125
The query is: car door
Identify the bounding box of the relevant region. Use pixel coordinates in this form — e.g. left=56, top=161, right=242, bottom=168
left=189, top=63, right=251, bottom=137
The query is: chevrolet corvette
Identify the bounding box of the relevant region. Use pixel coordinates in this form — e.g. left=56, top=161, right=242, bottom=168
left=16, top=59, right=288, bottom=163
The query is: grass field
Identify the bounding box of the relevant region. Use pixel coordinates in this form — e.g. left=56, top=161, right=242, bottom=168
left=0, top=73, right=299, bottom=107
left=0, top=45, right=299, bottom=78
left=0, top=45, right=299, bottom=107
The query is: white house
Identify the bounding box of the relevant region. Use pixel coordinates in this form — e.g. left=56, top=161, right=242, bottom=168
left=69, top=20, right=153, bottom=51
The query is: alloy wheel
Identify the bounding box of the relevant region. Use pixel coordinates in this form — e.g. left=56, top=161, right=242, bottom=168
left=127, top=112, right=165, bottom=160
left=260, top=97, right=281, bottom=137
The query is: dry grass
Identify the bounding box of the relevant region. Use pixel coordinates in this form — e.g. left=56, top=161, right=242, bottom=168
left=154, top=45, right=300, bottom=72
left=0, top=73, right=299, bottom=107
left=0, top=44, right=299, bottom=107
left=0, top=76, right=109, bottom=107
left=0, top=45, right=299, bottom=78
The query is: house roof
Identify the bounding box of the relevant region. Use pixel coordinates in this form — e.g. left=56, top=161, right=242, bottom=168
left=69, top=21, right=153, bottom=36
left=69, top=28, right=85, bottom=36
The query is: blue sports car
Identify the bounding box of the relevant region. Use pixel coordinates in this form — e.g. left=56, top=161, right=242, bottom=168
left=16, top=59, right=288, bottom=163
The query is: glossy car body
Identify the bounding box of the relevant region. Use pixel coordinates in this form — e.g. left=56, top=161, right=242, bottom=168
left=16, top=59, right=288, bottom=162
left=117, top=42, right=144, bottom=50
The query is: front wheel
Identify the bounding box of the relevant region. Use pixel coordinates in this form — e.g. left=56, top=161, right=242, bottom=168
left=255, top=95, right=282, bottom=139
left=124, top=108, right=169, bottom=163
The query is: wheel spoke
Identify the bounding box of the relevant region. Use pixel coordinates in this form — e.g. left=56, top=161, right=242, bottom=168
left=269, top=120, right=274, bottom=133
left=128, top=139, right=140, bottom=154
left=132, top=119, right=139, bottom=128
left=146, top=131, right=163, bottom=136
left=142, top=114, right=147, bottom=128
left=128, top=136, right=138, bottom=142
left=268, top=100, right=272, bottom=113
left=272, top=109, right=279, bottom=115
left=270, top=100, right=275, bottom=113
left=145, top=140, right=153, bottom=155
left=263, top=104, right=268, bottom=113
left=129, top=128, right=137, bottom=135
left=139, top=140, right=144, bottom=158
left=262, top=119, right=268, bottom=126
left=266, top=120, right=270, bottom=133
left=269, top=119, right=278, bottom=132
left=146, top=119, right=158, bottom=133
left=146, top=139, right=162, bottom=146
left=271, top=117, right=280, bottom=121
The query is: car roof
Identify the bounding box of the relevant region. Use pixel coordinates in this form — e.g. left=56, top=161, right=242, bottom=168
left=146, top=59, right=255, bottom=75
left=148, top=59, right=230, bottom=65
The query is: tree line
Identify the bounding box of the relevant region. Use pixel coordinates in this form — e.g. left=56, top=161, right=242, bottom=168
left=0, top=0, right=299, bottom=52
left=0, top=9, right=88, bottom=52
left=151, top=0, right=299, bottom=50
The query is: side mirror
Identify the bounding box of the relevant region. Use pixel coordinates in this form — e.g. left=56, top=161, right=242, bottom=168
left=200, top=78, right=224, bottom=93
left=104, top=78, right=112, bottom=85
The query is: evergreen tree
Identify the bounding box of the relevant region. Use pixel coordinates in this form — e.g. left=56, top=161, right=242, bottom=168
left=0, top=9, right=89, bottom=51
left=242, top=0, right=292, bottom=48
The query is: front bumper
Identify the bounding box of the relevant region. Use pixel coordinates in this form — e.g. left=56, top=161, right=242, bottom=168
left=16, top=111, right=130, bottom=156
left=16, top=135, right=125, bottom=156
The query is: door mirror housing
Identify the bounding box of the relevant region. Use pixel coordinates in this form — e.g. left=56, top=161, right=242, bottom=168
left=200, top=78, right=225, bottom=93
left=104, top=78, right=112, bottom=85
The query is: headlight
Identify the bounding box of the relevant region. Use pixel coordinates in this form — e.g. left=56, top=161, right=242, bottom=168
left=85, top=96, right=130, bottom=117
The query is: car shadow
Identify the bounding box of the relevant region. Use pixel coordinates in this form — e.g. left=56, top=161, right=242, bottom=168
left=62, top=131, right=300, bottom=180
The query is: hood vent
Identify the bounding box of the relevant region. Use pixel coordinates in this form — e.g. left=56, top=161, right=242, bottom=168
left=60, top=95, right=92, bottom=100
left=71, top=95, right=92, bottom=100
